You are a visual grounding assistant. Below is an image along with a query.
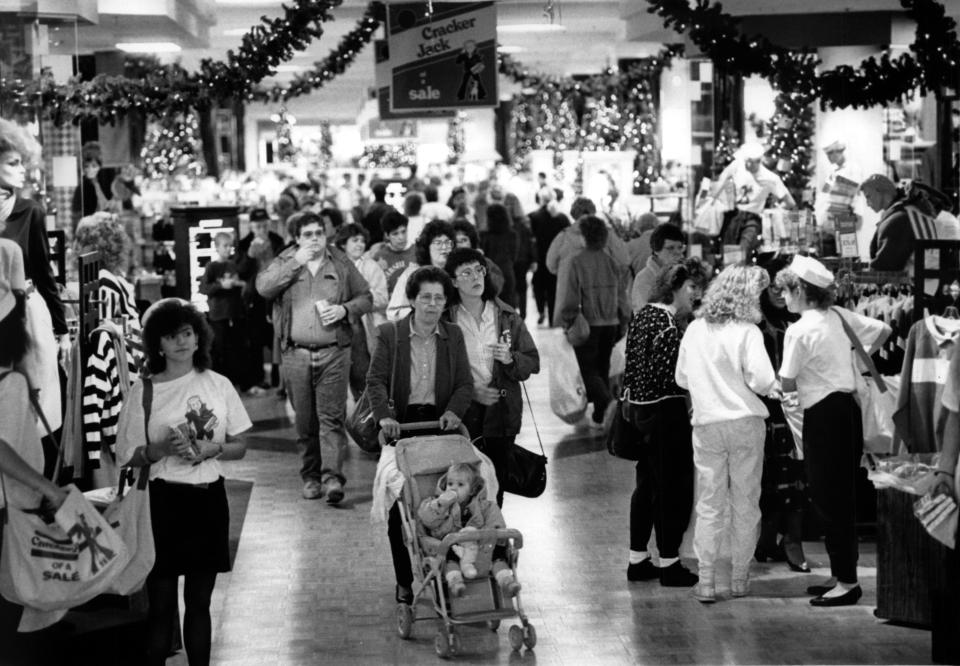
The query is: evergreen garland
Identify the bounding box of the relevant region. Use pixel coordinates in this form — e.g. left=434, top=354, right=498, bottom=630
left=0, top=0, right=381, bottom=125
left=646, top=0, right=960, bottom=109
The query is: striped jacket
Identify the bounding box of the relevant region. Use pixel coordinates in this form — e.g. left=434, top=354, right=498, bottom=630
left=81, top=271, right=142, bottom=468
left=869, top=198, right=937, bottom=272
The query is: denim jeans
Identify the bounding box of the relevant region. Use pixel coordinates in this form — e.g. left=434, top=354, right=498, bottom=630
left=282, top=346, right=350, bottom=484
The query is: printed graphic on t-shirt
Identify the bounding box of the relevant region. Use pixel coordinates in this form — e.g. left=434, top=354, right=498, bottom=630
left=184, top=396, right=219, bottom=441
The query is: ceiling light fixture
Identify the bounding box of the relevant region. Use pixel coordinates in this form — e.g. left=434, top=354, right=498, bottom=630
left=497, top=24, right=566, bottom=34
left=115, top=42, right=182, bottom=53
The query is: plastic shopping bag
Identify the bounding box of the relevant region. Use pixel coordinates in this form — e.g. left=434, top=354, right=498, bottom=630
left=693, top=198, right=726, bottom=236
left=546, top=331, right=588, bottom=424
left=0, top=484, right=129, bottom=613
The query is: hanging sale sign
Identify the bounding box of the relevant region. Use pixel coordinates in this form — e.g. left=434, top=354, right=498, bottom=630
left=386, top=2, right=498, bottom=112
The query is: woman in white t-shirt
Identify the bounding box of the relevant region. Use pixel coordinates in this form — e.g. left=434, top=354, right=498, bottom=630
left=117, top=299, right=251, bottom=666
left=776, top=256, right=890, bottom=608
left=676, top=265, right=777, bottom=603
left=0, top=240, right=67, bottom=636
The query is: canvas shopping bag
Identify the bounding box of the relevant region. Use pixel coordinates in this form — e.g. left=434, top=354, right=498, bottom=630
left=0, top=484, right=129, bottom=612
left=102, top=467, right=154, bottom=596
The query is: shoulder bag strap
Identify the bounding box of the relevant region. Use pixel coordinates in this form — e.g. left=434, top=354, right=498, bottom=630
left=388, top=322, right=398, bottom=413
left=831, top=306, right=888, bottom=393
left=520, top=382, right=546, bottom=458
left=136, top=378, right=153, bottom=491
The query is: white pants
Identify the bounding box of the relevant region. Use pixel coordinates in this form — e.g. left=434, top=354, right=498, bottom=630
left=692, top=416, right=765, bottom=578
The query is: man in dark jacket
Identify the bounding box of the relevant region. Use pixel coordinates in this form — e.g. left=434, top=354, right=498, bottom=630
left=863, top=173, right=938, bottom=272
left=528, top=187, right=569, bottom=325
left=237, top=208, right=285, bottom=390
left=256, top=211, right=372, bottom=504
left=361, top=182, right=392, bottom=245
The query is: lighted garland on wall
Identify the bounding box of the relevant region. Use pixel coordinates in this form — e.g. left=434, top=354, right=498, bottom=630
left=646, top=0, right=960, bottom=109
left=251, top=2, right=381, bottom=104
left=0, top=0, right=381, bottom=124
left=499, top=46, right=681, bottom=193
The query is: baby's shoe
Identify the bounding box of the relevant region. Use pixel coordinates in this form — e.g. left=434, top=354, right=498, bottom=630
left=461, top=562, right=478, bottom=579
left=445, top=570, right=466, bottom=598
left=495, top=568, right=521, bottom=597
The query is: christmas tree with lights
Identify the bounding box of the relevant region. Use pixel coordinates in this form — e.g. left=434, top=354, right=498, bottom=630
left=274, top=107, right=297, bottom=164
left=140, top=112, right=206, bottom=178
left=765, top=91, right=815, bottom=200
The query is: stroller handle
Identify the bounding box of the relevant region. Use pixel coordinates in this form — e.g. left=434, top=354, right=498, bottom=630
left=398, top=421, right=470, bottom=437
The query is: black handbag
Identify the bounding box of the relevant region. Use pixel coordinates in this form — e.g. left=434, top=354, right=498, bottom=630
left=501, top=383, right=547, bottom=498
left=347, top=322, right=397, bottom=453
left=607, top=391, right=656, bottom=461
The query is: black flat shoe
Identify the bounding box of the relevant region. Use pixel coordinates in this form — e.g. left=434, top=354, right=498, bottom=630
left=810, top=586, right=862, bottom=607
left=395, top=585, right=413, bottom=605
left=806, top=583, right=835, bottom=596
left=788, top=559, right=811, bottom=573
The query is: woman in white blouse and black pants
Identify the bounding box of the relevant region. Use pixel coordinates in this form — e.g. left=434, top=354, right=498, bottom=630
left=776, top=256, right=890, bottom=607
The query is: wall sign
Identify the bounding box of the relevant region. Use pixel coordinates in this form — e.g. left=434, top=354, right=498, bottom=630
left=386, top=2, right=498, bottom=112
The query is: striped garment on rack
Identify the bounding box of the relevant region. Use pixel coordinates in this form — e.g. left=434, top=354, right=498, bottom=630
left=81, top=271, right=142, bottom=470
left=906, top=206, right=938, bottom=240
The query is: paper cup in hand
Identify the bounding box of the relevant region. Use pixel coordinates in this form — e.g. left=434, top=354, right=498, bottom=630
left=315, top=299, right=330, bottom=317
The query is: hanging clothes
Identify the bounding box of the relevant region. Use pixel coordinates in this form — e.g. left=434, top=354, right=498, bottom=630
left=80, top=270, right=142, bottom=474
left=893, top=315, right=960, bottom=452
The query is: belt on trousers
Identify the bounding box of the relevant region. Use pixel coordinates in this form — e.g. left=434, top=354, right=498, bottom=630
left=291, top=341, right=340, bottom=351
left=152, top=479, right=211, bottom=490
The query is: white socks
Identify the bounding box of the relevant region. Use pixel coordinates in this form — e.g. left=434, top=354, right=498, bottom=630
left=629, top=550, right=650, bottom=565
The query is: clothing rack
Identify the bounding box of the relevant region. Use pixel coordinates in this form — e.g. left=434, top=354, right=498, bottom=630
left=913, top=239, right=960, bottom=323
left=77, top=251, right=102, bottom=364
left=46, top=230, right=66, bottom=286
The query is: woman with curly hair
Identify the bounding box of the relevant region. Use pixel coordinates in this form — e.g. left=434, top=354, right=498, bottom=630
left=0, top=118, right=67, bottom=433
left=116, top=298, right=251, bottom=665
left=622, top=258, right=709, bottom=589
left=675, top=264, right=777, bottom=602
left=74, top=215, right=142, bottom=484
left=386, top=219, right=456, bottom=321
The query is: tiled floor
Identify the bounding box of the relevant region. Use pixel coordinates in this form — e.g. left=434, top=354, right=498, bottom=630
left=186, top=317, right=934, bottom=666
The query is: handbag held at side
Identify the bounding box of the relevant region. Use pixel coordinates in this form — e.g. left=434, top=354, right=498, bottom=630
left=501, top=383, right=547, bottom=498
left=347, top=322, right=398, bottom=453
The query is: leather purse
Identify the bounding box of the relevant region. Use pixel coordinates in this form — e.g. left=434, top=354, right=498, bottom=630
left=564, top=310, right=590, bottom=347
left=347, top=322, right=397, bottom=453
left=502, top=383, right=547, bottom=498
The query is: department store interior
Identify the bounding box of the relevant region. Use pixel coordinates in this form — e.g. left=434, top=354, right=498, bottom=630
left=1, top=0, right=960, bottom=664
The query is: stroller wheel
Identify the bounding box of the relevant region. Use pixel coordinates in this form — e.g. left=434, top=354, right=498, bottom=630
left=434, top=629, right=452, bottom=658
left=508, top=625, right=524, bottom=651
left=486, top=619, right=500, bottom=632
left=523, top=623, right=537, bottom=649
left=396, top=604, right=413, bottom=639
left=450, top=629, right=462, bottom=655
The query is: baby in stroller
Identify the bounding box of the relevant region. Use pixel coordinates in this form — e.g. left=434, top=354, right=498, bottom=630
left=417, top=462, right=521, bottom=599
